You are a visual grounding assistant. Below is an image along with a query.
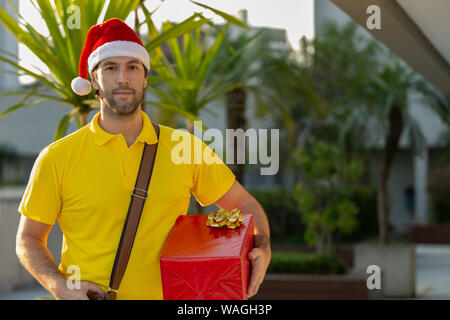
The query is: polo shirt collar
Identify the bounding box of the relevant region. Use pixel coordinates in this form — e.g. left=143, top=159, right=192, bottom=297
left=89, top=110, right=158, bottom=146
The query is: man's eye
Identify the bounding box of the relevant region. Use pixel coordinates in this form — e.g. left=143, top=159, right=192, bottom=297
left=129, top=65, right=138, bottom=70
left=105, top=66, right=115, bottom=71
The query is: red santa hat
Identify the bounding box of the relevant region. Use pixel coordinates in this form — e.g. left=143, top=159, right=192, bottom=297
left=71, top=18, right=150, bottom=96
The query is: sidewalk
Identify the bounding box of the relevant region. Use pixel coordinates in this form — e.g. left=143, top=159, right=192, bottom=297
left=415, top=244, right=450, bottom=299
left=0, top=283, right=52, bottom=300
left=1, top=244, right=449, bottom=300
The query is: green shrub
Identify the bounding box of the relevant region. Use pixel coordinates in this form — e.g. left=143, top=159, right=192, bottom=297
left=340, top=186, right=379, bottom=243
left=291, top=141, right=361, bottom=256
left=267, top=251, right=347, bottom=275
left=250, top=186, right=379, bottom=245
left=249, top=188, right=305, bottom=243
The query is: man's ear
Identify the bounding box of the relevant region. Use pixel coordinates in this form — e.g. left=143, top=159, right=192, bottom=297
left=143, top=64, right=149, bottom=89
left=143, top=76, right=148, bottom=89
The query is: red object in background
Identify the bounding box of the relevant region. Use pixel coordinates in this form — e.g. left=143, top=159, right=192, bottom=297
left=160, top=214, right=254, bottom=300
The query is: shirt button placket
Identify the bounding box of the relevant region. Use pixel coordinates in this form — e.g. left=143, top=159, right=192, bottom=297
left=123, top=150, right=132, bottom=186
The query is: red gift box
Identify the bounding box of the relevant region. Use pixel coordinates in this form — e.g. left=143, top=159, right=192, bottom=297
left=160, top=214, right=254, bottom=300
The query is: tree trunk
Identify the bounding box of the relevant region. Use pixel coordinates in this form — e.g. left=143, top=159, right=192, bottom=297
left=378, top=104, right=404, bottom=245
left=225, top=87, right=247, bottom=185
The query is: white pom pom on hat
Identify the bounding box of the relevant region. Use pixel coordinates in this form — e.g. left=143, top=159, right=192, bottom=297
left=71, top=18, right=150, bottom=96
left=71, top=77, right=92, bottom=96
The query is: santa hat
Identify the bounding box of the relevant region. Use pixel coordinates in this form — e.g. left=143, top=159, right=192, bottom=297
left=71, top=18, right=150, bottom=96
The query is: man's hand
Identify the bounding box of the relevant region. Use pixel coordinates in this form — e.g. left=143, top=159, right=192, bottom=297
left=54, top=281, right=106, bottom=300
left=247, top=236, right=271, bottom=299
left=16, top=217, right=106, bottom=300
left=214, top=180, right=272, bottom=299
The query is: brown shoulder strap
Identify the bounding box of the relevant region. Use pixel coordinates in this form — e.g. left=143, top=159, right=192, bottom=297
left=106, top=123, right=160, bottom=300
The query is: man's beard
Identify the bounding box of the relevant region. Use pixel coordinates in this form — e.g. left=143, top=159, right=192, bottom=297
left=100, top=86, right=145, bottom=117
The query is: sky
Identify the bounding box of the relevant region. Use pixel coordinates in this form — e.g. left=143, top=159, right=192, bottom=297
left=142, top=0, right=315, bottom=50
left=17, top=0, right=314, bottom=84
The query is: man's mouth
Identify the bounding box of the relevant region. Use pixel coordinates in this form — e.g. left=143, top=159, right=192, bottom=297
left=113, top=90, right=134, bottom=98
left=114, top=91, right=133, bottom=95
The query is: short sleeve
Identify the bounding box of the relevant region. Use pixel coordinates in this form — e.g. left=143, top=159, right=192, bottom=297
left=18, top=147, right=61, bottom=225
left=190, top=136, right=236, bottom=207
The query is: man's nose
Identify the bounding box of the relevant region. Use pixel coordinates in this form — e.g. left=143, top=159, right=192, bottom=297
left=117, top=67, right=130, bottom=85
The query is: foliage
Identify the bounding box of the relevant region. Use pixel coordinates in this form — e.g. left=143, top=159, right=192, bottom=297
left=256, top=20, right=450, bottom=245
left=363, top=36, right=450, bottom=244
left=267, top=251, right=346, bottom=275
left=340, top=186, right=379, bottom=242
left=292, top=140, right=361, bottom=257
left=262, top=21, right=382, bottom=146
left=212, top=26, right=269, bottom=91
left=0, top=0, right=143, bottom=137
left=250, top=185, right=379, bottom=244
left=0, top=0, right=246, bottom=140
left=251, top=21, right=383, bottom=186
left=140, top=1, right=248, bottom=131
left=249, top=188, right=305, bottom=243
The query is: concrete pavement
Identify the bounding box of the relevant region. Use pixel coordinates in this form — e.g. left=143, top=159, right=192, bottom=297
left=415, top=244, right=450, bottom=299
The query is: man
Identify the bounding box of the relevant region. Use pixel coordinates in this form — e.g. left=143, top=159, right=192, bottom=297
left=15, top=18, right=271, bottom=300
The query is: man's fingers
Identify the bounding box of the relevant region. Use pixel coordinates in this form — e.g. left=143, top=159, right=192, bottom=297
left=87, top=291, right=105, bottom=300
left=247, top=273, right=263, bottom=298
left=247, top=253, right=264, bottom=298
left=248, top=248, right=261, bottom=261
left=83, top=282, right=103, bottom=293
left=82, top=281, right=106, bottom=299
left=247, top=245, right=272, bottom=298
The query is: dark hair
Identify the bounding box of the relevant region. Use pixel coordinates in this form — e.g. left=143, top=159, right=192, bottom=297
left=92, top=62, right=149, bottom=99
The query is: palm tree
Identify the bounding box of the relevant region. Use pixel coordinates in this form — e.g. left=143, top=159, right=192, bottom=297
left=255, top=42, right=325, bottom=184
left=210, top=26, right=268, bottom=184
left=138, top=2, right=248, bottom=213
left=139, top=1, right=247, bottom=133
left=253, top=22, right=380, bottom=185
left=254, top=20, right=450, bottom=245
left=311, top=22, right=450, bottom=245
left=366, top=57, right=450, bottom=244
left=0, top=0, right=238, bottom=141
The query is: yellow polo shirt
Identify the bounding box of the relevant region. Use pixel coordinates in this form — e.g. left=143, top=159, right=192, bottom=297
left=18, top=110, right=235, bottom=299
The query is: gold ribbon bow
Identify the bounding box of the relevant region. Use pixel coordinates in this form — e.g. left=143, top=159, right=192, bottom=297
left=206, top=208, right=245, bottom=229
